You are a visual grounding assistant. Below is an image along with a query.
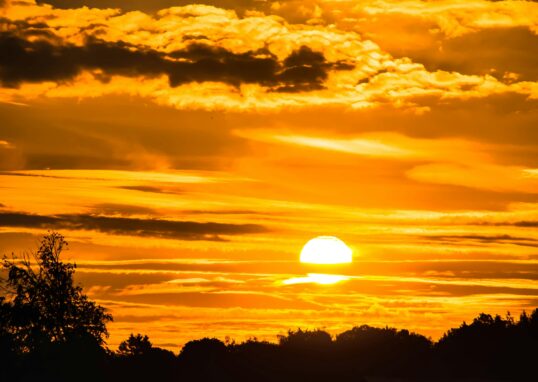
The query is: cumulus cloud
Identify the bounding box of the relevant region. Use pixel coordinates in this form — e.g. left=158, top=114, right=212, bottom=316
left=399, top=27, right=538, bottom=82
left=1, top=1, right=534, bottom=110
left=36, top=0, right=262, bottom=13
left=335, top=0, right=538, bottom=37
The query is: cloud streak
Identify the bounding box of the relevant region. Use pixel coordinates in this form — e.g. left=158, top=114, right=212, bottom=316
left=0, top=211, right=268, bottom=240
left=420, top=234, right=538, bottom=248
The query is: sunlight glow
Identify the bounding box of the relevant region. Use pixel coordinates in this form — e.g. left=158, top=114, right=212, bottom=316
left=283, top=273, right=350, bottom=285
left=300, top=236, right=353, bottom=264
left=274, top=135, right=410, bottom=157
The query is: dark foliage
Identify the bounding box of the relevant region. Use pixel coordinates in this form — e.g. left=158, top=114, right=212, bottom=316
left=117, top=333, right=153, bottom=357
left=435, top=310, right=538, bottom=379
left=0, top=232, right=112, bottom=381
left=1, top=233, right=538, bottom=381
left=1, top=232, right=112, bottom=353
left=111, top=333, right=176, bottom=382
left=334, top=325, right=433, bottom=377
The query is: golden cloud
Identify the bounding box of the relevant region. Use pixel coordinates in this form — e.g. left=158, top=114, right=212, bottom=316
left=1, top=1, right=537, bottom=110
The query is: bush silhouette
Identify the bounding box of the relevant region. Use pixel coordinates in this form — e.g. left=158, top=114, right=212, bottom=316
left=112, top=333, right=176, bottom=382
left=178, top=338, right=232, bottom=381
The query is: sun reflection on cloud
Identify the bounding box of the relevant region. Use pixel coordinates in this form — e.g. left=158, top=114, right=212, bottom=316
left=282, top=273, right=350, bottom=285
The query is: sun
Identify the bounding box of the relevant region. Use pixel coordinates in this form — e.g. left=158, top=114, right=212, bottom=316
left=300, top=236, right=353, bottom=264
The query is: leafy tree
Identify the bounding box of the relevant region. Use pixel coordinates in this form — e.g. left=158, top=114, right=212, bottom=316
left=278, top=328, right=332, bottom=348
left=435, top=310, right=538, bottom=378
left=0, top=232, right=112, bottom=352
left=118, top=333, right=153, bottom=356
left=335, top=325, right=432, bottom=377
left=180, top=337, right=228, bottom=361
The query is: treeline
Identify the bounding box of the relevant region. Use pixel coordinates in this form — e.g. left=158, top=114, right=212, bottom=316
left=1, top=233, right=537, bottom=382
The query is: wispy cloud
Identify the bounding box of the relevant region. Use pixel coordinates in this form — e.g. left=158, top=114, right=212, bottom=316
left=0, top=211, right=268, bottom=240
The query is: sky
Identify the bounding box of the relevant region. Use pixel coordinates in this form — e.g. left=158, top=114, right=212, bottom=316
left=1, top=0, right=538, bottom=350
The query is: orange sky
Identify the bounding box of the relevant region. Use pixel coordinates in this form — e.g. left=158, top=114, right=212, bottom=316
left=1, top=0, right=538, bottom=350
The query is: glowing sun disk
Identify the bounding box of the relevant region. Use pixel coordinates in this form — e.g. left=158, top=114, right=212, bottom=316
left=300, top=236, right=353, bottom=264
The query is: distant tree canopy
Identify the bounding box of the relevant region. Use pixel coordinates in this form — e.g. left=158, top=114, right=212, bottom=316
left=179, top=337, right=228, bottom=364
left=278, top=328, right=332, bottom=349
left=0, top=232, right=112, bottom=353
left=118, top=333, right=153, bottom=356
left=436, top=310, right=538, bottom=378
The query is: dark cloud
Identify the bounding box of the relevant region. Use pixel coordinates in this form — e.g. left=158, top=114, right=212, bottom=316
left=36, top=0, right=263, bottom=14
left=393, top=27, right=538, bottom=82
left=420, top=234, right=538, bottom=248
left=0, top=203, right=5, bottom=208
left=0, top=211, right=268, bottom=241
left=183, top=209, right=263, bottom=215
left=474, top=221, right=538, bottom=228
left=165, top=44, right=279, bottom=88
left=0, top=25, right=352, bottom=91
left=90, top=203, right=157, bottom=216
left=509, top=221, right=538, bottom=228
left=274, top=47, right=327, bottom=92
left=117, top=185, right=181, bottom=194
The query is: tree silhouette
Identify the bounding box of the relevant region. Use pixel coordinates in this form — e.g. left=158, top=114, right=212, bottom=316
left=0, top=296, right=17, bottom=380
left=435, top=310, right=538, bottom=378
left=1, top=232, right=112, bottom=353
left=112, top=334, right=176, bottom=382
left=118, top=333, right=153, bottom=356
left=2, top=232, right=538, bottom=381
left=278, top=328, right=332, bottom=349
left=335, top=325, right=432, bottom=377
